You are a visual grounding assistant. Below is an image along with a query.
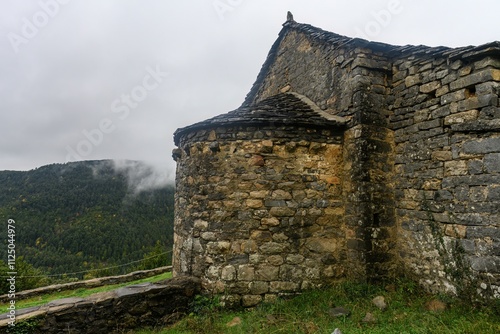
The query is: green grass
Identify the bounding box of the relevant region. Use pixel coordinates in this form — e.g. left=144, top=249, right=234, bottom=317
left=0, top=271, right=172, bottom=313
left=134, top=280, right=500, bottom=334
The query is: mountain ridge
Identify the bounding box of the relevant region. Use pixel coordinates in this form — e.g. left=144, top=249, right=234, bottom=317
left=0, top=159, right=174, bottom=285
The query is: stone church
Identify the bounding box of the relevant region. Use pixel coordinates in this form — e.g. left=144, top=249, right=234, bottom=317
left=172, top=15, right=500, bottom=306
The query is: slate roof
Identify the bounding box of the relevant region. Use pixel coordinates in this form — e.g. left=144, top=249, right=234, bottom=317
left=173, top=92, right=347, bottom=145
left=242, top=20, right=500, bottom=107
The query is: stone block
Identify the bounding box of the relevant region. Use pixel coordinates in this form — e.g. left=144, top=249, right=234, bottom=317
left=419, top=81, right=440, bottom=94
left=473, top=56, right=500, bottom=70
left=246, top=199, right=263, bottom=209
left=250, top=190, right=268, bottom=198
left=436, top=69, right=449, bottom=79
left=271, top=189, right=293, bottom=200
left=251, top=230, right=272, bottom=242
left=249, top=281, right=269, bottom=295
left=267, top=255, right=284, bottom=266
left=269, top=207, right=295, bottom=217
left=444, top=224, right=467, bottom=238
left=463, top=138, right=500, bottom=154
left=352, top=57, right=391, bottom=71
left=221, top=265, right=236, bottom=281
left=469, top=186, right=487, bottom=202
left=457, top=94, right=498, bottom=112
left=272, top=233, right=289, bottom=242
left=260, top=242, right=288, bottom=254
left=459, top=65, right=472, bottom=76
left=476, top=81, right=500, bottom=95
left=487, top=185, right=500, bottom=201
left=468, top=159, right=484, bottom=175
left=444, top=110, right=478, bottom=125
left=237, top=265, right=255, bottom=281
left=279, top=264, right=303, bottom=281
left=433, top=213, right=451, bottom=223
left=405, top=74, right=421, bottom=88
left=435, top=85, right=450, bottom=97
left=481, top=105, right=500, bottom=120
left=431, top=151, right=452, bottom=161
left=241, top=240, right=258, bottom=253
left=414, top=109, right=429, bottom=122
left=442, top=72, right=458, bottom=85
left=484, top=153, right=500, bottom=173
left=206, top=241, right=231, bottom=254
left=440, top=89, right=466, bottom=104
left=450, top=68, right=500, bottom=91
left=286, top=254, right=305, bottom=264
left=242, top=295, right=262, bottom=307
left=431, top=105, right=452, bottom=118
left=261, top=217, right=280, bottom=226
left=305, top=238, right=338, bottom=253
left=255, top=265, right=280, bottom=281
left=460, top=239, right=475, bottom=253
left=444, top=160, right=468, bottom=176
left=454, top=213, right=485, bottom=226
left=418, top=118, right=441, bottom=130
left=470, top=256, right=500, bottom=273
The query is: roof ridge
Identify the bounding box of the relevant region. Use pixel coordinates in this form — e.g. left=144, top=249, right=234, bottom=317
left=286, top=92, right=347, bottom=123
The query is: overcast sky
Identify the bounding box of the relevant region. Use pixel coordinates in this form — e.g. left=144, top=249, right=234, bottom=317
left=1, top=0, right=499, bottom=181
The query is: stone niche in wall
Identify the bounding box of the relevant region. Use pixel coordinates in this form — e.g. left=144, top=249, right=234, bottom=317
left=172, top=93, right=349, bottom=306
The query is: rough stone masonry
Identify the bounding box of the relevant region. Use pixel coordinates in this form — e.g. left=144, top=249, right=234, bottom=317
left=172, top=16, right=500, bottom=307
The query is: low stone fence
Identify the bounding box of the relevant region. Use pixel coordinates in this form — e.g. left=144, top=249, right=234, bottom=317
left=0, top=266, right=172, bottom=303
left=0, top=276, right=200, bottom=333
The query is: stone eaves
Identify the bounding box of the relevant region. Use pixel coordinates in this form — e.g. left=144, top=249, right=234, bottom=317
left=173, top=92, right=347, bottom=146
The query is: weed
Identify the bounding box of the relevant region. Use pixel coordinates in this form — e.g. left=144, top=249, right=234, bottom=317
left=5, top=318, right=39, bottom=334
left=188, top=294, right=222, bottom=316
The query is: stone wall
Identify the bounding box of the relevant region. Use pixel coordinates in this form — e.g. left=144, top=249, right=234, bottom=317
left=173, top=18, right=500, bottom=303
left=390, top=48, right=500, bottom=296
left=174, top=124, right=347, bottom=307
left=0, top=266, right=172, bottom=304
left=0, top=276, right=200, bottom=334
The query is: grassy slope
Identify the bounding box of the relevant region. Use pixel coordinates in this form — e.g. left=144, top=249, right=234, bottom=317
left=136, top=280, right=500, bottom=334
left=3, top=276, right=499, bottom=333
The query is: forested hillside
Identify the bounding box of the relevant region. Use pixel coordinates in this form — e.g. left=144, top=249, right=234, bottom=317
left=0, top=160, right=174, bottom=286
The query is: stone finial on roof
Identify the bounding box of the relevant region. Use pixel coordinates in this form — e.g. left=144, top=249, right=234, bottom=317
left=287, top=11, right=294, bottom=22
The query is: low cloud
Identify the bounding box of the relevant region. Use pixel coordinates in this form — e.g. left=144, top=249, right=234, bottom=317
left=110, top=159, right=173, bottom=194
